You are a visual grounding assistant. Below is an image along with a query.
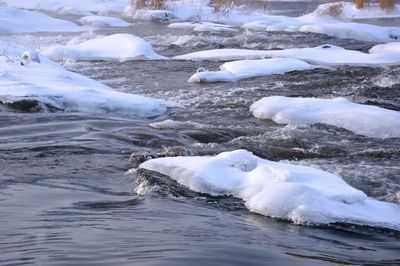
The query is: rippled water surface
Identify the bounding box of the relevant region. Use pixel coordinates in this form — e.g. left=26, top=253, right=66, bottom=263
left=1, top=4, right=400, bottom=265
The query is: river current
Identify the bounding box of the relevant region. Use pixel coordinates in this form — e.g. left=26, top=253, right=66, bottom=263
left=1, top=3, right=400, bottom=265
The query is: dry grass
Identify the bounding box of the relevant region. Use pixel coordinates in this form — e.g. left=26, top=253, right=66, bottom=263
left=379, top=0, right=396, bottom=9
left=317, top=2, right=344, bottom=17
left=130, top=0, right=166, bottom=10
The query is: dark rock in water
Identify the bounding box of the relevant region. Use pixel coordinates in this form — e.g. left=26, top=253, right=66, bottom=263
left=0, top=96, right=64, bottom=112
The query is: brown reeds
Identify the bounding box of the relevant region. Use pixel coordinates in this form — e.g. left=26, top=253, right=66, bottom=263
left=354, top=0, right=396, bottom=9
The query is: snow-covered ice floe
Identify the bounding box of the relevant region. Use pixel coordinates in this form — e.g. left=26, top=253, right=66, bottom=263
left=370, top=41, right=400, bottom=54
left=0, top=7, right=81, bottom=34
left=175, top=44, right=400, bottom=66
left=6, top=0, right=127, bottom=15
left=139, top=149, right=400, bottom=230
left=0, top=41, right=166, bottom=116
left=43, top=34, right=167, bottom=62
left=250, top=96, right=400, bottom=139
left=168, top=22, right=238, bottom=32
left=78, top=15, right=131, bottom=27
left=188, top=58, right=316, bottom=83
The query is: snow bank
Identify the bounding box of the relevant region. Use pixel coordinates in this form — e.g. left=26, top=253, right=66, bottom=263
left=313, top=2, right=400, bottom=19
left=168, top=22, right=238, bottom=32
left=43, top=34, right=167, bottom=62
left=175, top=44, right=400, bottom=66
left=78, top=15, right=131, bottom=27
left=188, top=58, right=316, bottom=83
left=370, top=42, right=400, bottom=54
left=0, top=41, right=166, bottom=116
left=0, top=7, right=80, bottom=34
left=6, top=0, right=127, bottom=15
left=127, top=9, right=177, bottom=22
left=139, top=149, right=400, bottom=230
left=250, top=96, right=400, bottom=139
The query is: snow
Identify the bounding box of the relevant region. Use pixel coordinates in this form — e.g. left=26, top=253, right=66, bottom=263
left=0, top=41, right=166, bottom=116
left=126, top=9, right=177, bottom=21
left=188, top=58, right=316, bottom=83
left=175, top=44, right=400, bottom=66
left=78, top=15, right=131, bottom=28
left=370, top=42, right=400, bottom=54
left=139, top=149, right=400, bottom=230
left=0, top=7, right=81, bottom=34
left=250, top=96, right=400, bottom=139
left=42, top=34, right=167, bottom=62
left=5, top=0, right=128, bottom=15
left=313, top=2, right=400, bottom=19
left=168, top=22, right=238, bottom=32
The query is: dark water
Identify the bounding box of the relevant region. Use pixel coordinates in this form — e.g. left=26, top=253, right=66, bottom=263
left=1, top=4, right=400, bottom=265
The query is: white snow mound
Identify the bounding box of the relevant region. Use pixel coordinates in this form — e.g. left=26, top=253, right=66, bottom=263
left=175, top=44, right=400, bottom=65
left=0, top=41, right=166, bottom=116
left=188, top=58, right=316, bottom=83
left=250, top=96, right=400, bottom=138
left=43, top=34, right=167, bottom=62
left=139, top=149, right=400, bottom=229
left=0, top=7, right=81, bottom=34
left=369, top=42, right=400, bottom=54
left=78, top=15, right=131, bottom=27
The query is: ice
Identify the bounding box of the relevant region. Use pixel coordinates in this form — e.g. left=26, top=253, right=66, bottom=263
left=174, top=44, right=400, bottom=65
left=0, top=7, right=81, bottom=34
left=188, top=58, right=316, bottom=83
left=168, top=22, right=238, bottom=32
left=139, top=149, right=400, bottom=230
left=78, top=15, right=131, bottom=28
left=370, top=42, right=400, bottom=54
left=42, top=34, right=167, bottom=62
left=0, top=41, right=166, bottom=116
left=250, top=96, right=400, bottom=139
left=5, top=0, right=127, bottom=15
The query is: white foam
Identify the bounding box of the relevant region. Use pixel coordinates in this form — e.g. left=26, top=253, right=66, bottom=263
left=188, top=58, right=316, bottom=83
left=78, top=15, right=131, bottom=28
left=174, top=44, right=400, bottom=66
left=169, top=22, right=238, bottom=32
left=0, top=7, right=81, bottom=34
left=42, top=34, right=167, bottom=62
left=250, top=96, right=400, bottom=139
left=0, top=41, right=166, bottom=117
left=150, top=119, right=208, bottom=129
left=139, top=149, right=400, bottom=230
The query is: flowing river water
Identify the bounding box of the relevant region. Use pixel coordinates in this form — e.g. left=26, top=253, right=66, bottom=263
left=1, top=3, right=400, bottom=265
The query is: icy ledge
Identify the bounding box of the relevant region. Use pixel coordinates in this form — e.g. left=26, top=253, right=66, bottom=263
left=43, top=34, right=167, bottom=62
left=251, top=96, right=400, bottom=139
left=139, top=150, right=400, bottom=230
left=0, top=41, right=166, bottom=116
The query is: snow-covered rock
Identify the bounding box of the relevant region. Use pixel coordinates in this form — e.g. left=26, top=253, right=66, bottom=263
left=139, top=149, right=400, bottom=230
left=175, top=44, right=400, bottom=66
left=188, top=58, right=316, bottom=83
left=0, top=41, right=166, bottom=116
left=78, top=15, right=131, bottom=27
left=43, top=34, right=167, bottom=62
left=250, top=96, right=400, bottom=139
left=0, top=7, right=81, bottom=34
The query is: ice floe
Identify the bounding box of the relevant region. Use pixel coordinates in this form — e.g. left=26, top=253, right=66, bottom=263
left=370, top=41, right=400, bottom=54
left=43, top=34, right=167, bottom=62
left=78, top=15, right=131, bottom=27
left=168, top=22, right=238, bottom=32
left=139, top=149, right=400, bottom=230
left=0, top=7, right=81, bottom=34
left=0, top=41, right=166, bottom=116
left=175, top=44, right=400, bottom=66
left=6, top=0, right=127, bottom=15
left=188, top=58, right=316, bottom=83
left=250, top=96, right=400, bottom=139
